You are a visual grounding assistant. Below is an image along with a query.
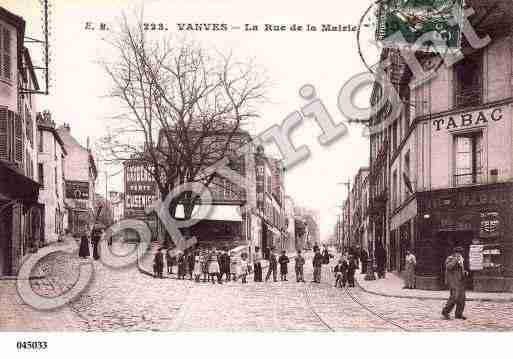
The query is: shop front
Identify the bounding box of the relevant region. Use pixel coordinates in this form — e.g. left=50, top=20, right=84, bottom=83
left=0, top=162, right=42, bottom=276
left=416, top=183, right=513, bottom=292
left=175, top=204, right=245, bottom=250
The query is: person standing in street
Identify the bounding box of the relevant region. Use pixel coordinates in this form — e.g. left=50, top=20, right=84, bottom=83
left=153, top=248, right=164, bottom=278
left=376, top=242, right=387, bottom=279
left=347, top=255, right=357, bottom=287
left=177, top=252, right=186, bottom=280
left=209, top=250, right=222, bottom=284
left=253, top=246, right=263, bottom=282
left=187, top=250, right=195, bottom=280
left=295, top=250, right=305, bottom=282
left=201, top=251, right=209, bottom=283
left=240, top=253, right=249, bottom=284
left=312, top=248, right=323, bottom=283
left=91, top=227, right=102, bottom=260
left=265, top=248, right=278, bottom=282
left=278, top=250, right=290, bottom=281
left=333, top=259, right=345, bottom=288
left=166, top=249, right=173, bottom=275
left=442, top=246, right=467, bottom=320
left=360, top=248, right=368, bottom=274
left=404, top=250, right=417, bottom=289
left=78, top=232, right=90, bottom=258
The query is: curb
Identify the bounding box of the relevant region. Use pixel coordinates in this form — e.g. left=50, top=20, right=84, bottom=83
left=355, top=278, right=513, bottom=303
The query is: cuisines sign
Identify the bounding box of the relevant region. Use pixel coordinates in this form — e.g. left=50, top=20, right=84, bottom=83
left=432, top=106, right=504, bottom=131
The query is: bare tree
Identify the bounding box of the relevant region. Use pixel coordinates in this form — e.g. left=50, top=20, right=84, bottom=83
left=97, top=11, right=268, bottom=228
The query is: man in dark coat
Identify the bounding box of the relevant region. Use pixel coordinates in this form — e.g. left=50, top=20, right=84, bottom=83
left=153, top=249, right=164, bottom=278
left=360, top=248, right=368, bottom=274
left=265, top=248, right=278, bottom=282
left=91, top=228, right=102, bottom=260
left=253, top=247, right=263, bottom=282
left=312, top=248, right=323, bottom=283
left=278, top=250, right=290, bottom=281
left=442, top=246, right=467, bottom=320
left=295, top=250, right=306, bottom=282
left=347, top=255, right=358, bottom=287
left=375, top=242, right=387, bottom=279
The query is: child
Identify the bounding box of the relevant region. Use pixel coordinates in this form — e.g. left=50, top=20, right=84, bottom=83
left=333, top=260, right=345, bottom=288
left=177, top=252, right=186, bottom=280
left=278, top=250, right=290, bottom=281
left=294, top=250, right=305, bottom=282
left=193, top=255, right=202, bottom=282
left=165, top=249, right=173, bottom=275
left=153, top=248, right=164, bottom=278
left=230, top=252, right=240, bottom=282
left=208, top=250, right=222, bottom=284
left=240, top=253, right=249, bottom=283
left=201, top=251, right=209, bottom=283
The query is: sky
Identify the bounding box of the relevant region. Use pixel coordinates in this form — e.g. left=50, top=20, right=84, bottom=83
left=4, top=0, right=380, bottom=240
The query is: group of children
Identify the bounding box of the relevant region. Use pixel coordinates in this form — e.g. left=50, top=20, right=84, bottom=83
left=153, top=248, right=249, bottom=284
left=332, top=254, right=358, bottom=288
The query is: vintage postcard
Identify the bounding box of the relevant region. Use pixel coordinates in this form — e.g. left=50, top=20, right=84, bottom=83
left=1, top=0, right=513, bottom=356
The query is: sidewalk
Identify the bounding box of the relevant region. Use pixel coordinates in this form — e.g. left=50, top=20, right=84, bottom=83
left=355, top=271, right=513, bottom=303
left=0, top=236, right=85, bottom=330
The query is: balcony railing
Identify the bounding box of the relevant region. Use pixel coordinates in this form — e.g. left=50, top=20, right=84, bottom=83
left=455, top=87, right=482, bottom=108
left=453, top=172, right=483, bottom=187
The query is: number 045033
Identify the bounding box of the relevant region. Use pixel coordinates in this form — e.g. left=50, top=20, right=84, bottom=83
left=16, top=341, right=48, bottom=350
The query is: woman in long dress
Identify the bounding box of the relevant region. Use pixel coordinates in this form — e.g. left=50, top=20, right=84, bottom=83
left=79, top=233, right=90, bottom=258
left=404, top=250, right=417, bottom=289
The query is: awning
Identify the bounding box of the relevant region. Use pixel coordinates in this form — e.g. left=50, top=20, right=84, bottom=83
left=0, top=161, right=40, bottom=204
left=175, top=204, right=242, bottom=222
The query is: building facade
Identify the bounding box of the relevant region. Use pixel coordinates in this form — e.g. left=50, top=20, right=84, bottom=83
left=36, top=111, right=66, bottom=243
left=57, top=124, right=97, bottom=236
left=0, top=7, right=42, bottom=276
left=369, top=0, right=513, bottom=291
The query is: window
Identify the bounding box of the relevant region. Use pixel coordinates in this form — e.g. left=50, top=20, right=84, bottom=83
left=392, top=170, right=398, bottom=209
left=55, top=166, right=58, bottom=193
left=0, top=107, right=9, bottom=160
left=38, top=163, right=44, bottom=187
left=0, top=25, right=12, bottom=82
left=14, top=113, right=23, bottom=165
left=455, top=53, right=482, bottom=108
left=38, top=130, right=44, bottom=152
left=25, top=107, right=33, bottom=146
left=454, top=132, right=483, bottom=186
left=404, top=151, right=411, bottom=198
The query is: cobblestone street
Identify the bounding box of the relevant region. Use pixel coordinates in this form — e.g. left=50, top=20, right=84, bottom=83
left=2, top=244, right=513, bottom=332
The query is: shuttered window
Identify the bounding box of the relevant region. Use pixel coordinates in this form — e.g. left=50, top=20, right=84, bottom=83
left=25, top=107, right=33, bottom=146
left=0, top=107, right=9, bottom=160
left=14, top=113, right=23, bottom=165
left=0, top=25, right=12, bottom=81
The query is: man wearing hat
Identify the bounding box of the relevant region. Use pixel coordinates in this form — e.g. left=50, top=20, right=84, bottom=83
left=442, top=246, right=467, bottom=320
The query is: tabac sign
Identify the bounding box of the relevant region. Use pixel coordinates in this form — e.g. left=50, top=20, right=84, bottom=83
left=432, top=106, right=504, bottom=132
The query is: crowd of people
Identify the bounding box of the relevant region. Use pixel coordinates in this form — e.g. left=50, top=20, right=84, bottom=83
left=153, top=243, right=370, bottom=289
left=153, top=247, right=250, bottom=284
